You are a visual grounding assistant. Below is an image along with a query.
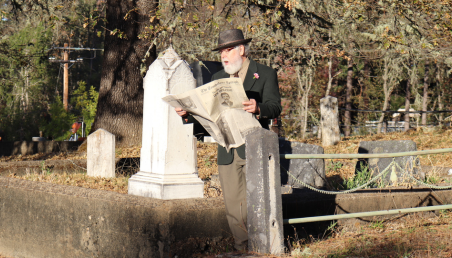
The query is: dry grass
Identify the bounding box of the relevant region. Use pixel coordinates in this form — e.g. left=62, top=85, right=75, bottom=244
left=12, top=170, right=130, bottom=194
left=290, top=210, right=452, bottom=257
left=2, top=128, right=452, bottom=196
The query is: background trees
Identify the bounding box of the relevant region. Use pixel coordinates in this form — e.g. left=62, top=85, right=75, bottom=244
left=0, top=0, right=104, bottom=141
left=2, top=0, right=452, bottom=143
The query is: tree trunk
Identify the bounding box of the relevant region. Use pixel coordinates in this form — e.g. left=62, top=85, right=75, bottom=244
left=297, top=66, right=313, bottom=139
left=302, top=71, right=313, bottom=139
left=377, top=58, right=389, bottom=134
left=325, top=56, right=333, bottom=96
left=404, top=79, right=411, bottom=132
left=91, top=0, right=157, bottom=147
left=437, top=64, right=444, bottom=125
left=422, top=60, right=429, bottom=126
left=344, top=59, right=353, bottom=137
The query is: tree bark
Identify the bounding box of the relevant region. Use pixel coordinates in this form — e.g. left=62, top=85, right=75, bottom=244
left=344, top=58, right=353, bottom=137
left=436, top=63, right=444, bottom=125
left=422, top=60, right=429, bottom=126
left=377, top=58, right=390, bottom=134
left=91, top=0, right=157, bottom=147
left=404, top=79, right=411, bottom=132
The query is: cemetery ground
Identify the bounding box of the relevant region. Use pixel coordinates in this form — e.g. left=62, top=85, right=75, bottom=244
left=1, top=128, right=452, bottom=257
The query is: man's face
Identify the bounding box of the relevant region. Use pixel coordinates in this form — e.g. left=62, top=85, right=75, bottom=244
left=220, top=45, right=244, bottom=75
left=221, top=93, right=230, bottom=100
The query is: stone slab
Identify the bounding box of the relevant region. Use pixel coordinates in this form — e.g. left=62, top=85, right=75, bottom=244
left=87, top=129, right=115, bottom=178
left=356, top=140, right=420, bottom=186
left=279, top=138, right=325, bottom=189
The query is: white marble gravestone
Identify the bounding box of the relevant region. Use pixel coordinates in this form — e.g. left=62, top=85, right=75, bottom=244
left=87, top=129, right=115, bottom=178
left=128, top=46, right=203, bottom=199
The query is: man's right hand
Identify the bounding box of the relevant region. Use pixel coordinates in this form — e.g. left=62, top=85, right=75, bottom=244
left=175, top=108, right=188, bottom=118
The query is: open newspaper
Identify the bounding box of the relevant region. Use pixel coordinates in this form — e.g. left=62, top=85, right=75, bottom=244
left=162, top=78, right=262, bottom=151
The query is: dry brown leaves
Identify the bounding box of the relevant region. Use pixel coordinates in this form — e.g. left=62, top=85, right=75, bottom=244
left=3, top=128, right=452, bottom=196
left=10, top=171, right=129, bottom=194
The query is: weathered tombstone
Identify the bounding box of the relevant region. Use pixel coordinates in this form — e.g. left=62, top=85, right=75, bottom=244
left=320, top=96, right=340, bottom=146
left=87, top=129, right=115, bottom=178
left=356, top=140, right=420, bottom=186
left=246, top=128, right=284, bottom=255
left=279, top=138, right=325, bottom=190
left=128, top=46, right=204, bottom=200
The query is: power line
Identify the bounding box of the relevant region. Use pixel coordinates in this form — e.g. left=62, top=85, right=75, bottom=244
left=339, top=108, right=452, bottom=114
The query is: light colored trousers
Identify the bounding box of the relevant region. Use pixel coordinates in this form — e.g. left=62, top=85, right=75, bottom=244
left=218, top=150, right=248, bottom=251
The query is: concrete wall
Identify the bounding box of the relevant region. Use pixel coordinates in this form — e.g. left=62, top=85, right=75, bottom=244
left=0, top=177, right=230, bottom=258
left=1, top=175, right=450, bottom=257
left=0, top=141, right=83, bottom=157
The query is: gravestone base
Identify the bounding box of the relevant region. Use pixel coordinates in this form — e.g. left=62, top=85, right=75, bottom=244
left=128, top=172, right=204, bottom=199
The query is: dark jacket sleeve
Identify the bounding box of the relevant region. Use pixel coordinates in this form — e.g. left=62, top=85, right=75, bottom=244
left=257, top=66, right=282, bottom=120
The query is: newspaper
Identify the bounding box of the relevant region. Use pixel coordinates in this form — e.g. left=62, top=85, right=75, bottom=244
left=162, top=78, right=262, bottom=151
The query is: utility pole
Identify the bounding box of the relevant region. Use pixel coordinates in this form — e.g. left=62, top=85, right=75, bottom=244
left=49, top=44, right=102, bottom=111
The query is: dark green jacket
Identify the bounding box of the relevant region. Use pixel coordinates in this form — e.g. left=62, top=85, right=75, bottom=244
left=213, top=59, right=282, bottom=165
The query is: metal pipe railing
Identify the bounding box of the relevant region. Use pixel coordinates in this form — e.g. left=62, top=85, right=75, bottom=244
left=280, top=148, right=452, bottom=160
left=284, top=204, right=452, bottom=224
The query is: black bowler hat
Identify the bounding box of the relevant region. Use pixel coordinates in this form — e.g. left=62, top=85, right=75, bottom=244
left=212, top=29, right=252, bottom=51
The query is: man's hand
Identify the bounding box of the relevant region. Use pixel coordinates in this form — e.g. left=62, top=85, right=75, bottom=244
left=242, top=99, right=260, bottom=114
left=175, top=107, right=188, bottom=118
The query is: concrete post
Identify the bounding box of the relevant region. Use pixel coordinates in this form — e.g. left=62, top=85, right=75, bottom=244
left=245, top=128, right=284, bottom=255
left=320, top=96, right=340, bottom=146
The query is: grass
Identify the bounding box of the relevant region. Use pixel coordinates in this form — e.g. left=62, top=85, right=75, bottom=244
left=292, top=210, right=452, bottom=257
left=2, top=128, right=452, bottom=195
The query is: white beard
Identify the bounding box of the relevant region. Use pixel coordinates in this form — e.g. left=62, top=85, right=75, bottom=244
left=222, top=56, right=243, bottom=75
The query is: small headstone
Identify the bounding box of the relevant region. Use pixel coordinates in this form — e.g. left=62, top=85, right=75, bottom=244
left=246, top=128, right=284, bottom=255
left=320, top=96, right=340, bottom=146
left=356, top=140, right=420, bottom=185
left=279, top=138, right=325, bottom=189
left=87, top=129, right=115, bottom=178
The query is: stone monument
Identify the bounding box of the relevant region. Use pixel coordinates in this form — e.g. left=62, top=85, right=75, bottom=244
left=356, top=140, right=421, bottom=186
left=279, top=138, right=325, bottom=190
left=320, top=96, right=340, bottom=146
left=87, top=129, right=115, bottom=178
left=128, top=47, right=204, bottom=200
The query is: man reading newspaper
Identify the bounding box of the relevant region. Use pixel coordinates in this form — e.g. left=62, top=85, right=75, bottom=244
left=174, top=29, right=281, bottom=252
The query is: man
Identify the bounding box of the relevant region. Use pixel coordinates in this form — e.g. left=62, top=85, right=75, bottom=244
left=176, top=29, right=281, bottom=251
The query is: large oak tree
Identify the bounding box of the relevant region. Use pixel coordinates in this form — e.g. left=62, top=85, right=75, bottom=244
left=90, top=0, right=156, bottom=147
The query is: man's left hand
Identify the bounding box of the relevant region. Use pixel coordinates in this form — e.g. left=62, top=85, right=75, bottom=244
left=242, top=99, right=260, bottom=114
